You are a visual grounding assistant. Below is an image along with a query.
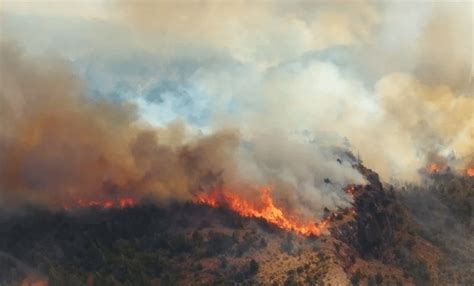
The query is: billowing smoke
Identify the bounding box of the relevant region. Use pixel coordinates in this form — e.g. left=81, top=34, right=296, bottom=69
left=0, top=41, right=235, bottom=208
left=0, top=0, right=472, bottom=214
left=111, top=0, right=473, bottom=182
left=0, top=41, right=363, bottom=217
left=114, top=0, right=379, bottom=66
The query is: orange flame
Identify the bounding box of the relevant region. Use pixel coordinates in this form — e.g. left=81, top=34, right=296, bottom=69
left=426, top=163, right=442, bottom=174
left=344, top=185, right=357, bottom=196
left=63, top=197, right=137, bottom=210
left=196, top=186, right=328, bottom=236
left=20, top=277, right=48, bottom=286
left=467, top=167, right=474, bottom=177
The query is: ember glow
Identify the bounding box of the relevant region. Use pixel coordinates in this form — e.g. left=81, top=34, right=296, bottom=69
left=426, top=163, right=443, bottom=174
left=344, top=185, right=357, bottom=196
left=20, top=277, right=48, bottom=286
left=63, top=197, right=138, bottom=210
left=467, top=168, right=474, bottom=177
left=196, top=186, right=329, bottom=236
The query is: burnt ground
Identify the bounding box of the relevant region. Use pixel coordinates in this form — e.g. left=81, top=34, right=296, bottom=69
left=0, top=166, right=470, bottom=285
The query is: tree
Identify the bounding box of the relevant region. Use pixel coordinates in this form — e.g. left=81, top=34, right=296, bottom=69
left=248, top=259, right=259, bottom=276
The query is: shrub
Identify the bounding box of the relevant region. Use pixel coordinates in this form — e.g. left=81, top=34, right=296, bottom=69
left=367, top=275, right=376, bottom=286
left=350, top=269, right=361, bottom=286
left=192, top=230, right=204, bottom=247
left=207, top=232, right=235, bottom=255
left=375, top=272, right=383, bottom=285
left=281, top=234, right=294, bottom=254
left=248, top=259, right=259, bottom=276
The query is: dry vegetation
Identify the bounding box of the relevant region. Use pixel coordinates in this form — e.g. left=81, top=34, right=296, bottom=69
left=1, top=167, right=472, bottom=285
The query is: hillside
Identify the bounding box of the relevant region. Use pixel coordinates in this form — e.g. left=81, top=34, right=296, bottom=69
left=2, top=164, right=467, bottom=286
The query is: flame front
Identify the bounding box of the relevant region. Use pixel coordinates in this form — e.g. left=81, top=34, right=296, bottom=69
left=196, top=186, right=328, bottom=236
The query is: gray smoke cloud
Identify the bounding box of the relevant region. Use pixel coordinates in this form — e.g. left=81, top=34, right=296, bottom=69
left=1, top=0, right=472, bottom=218
left=109, top=0, right=474, bottom=182
left=0, top=41, right=363, bottom=219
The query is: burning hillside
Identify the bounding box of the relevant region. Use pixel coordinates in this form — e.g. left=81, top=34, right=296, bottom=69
left=58, top=183, right=351, bottom=237
left=195, top=186, right=330, bottom=236
left=0, top=41, right=363, bottom=220
left=3, top=162, right=468, bottom=285
left=2, top=1, right=474, bottom=285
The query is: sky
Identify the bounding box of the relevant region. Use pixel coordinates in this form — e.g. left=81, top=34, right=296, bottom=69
left=0, top=0, right=473, bottom=212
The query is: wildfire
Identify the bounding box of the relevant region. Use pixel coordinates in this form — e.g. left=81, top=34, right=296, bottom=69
left=20, top=278, right=48, bottom=286
left=425, top=163, right=473, bottom=177
left=63, top=197, right=137, bottom=210
left=467, top=167, right=474, bottom=177
left=426, top=163, right=442, bottom=174
left=196, top=186, right=329, bottom=236
left=344, top=185, right=357, bottom=196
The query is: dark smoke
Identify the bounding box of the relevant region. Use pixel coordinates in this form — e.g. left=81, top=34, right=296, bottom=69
left=0, top=41, right=239, bottom=209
